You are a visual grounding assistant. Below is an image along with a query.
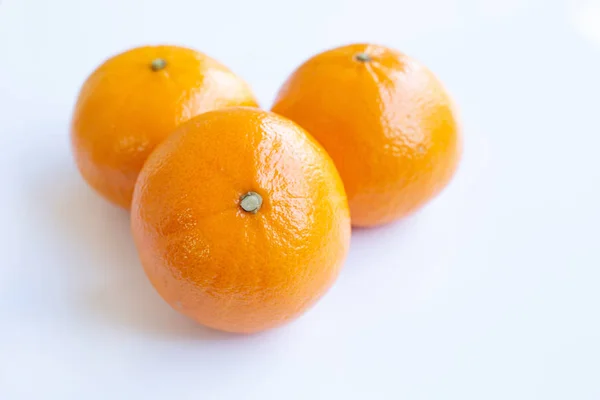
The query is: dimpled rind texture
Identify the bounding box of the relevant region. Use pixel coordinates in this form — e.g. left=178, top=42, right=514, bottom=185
left=271, top=43, right=462, bottom=227
left=71, top=45, right=258, bottom=209
left=131, top=107, right=351, bottom=334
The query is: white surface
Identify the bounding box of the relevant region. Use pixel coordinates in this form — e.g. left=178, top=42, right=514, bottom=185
left=1, top=1, right=599, bottom=399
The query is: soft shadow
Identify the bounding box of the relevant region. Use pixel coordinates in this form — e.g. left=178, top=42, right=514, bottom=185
left=343, top=215, right=420, bottom=271
left=29, top=154, right=237, bottom=341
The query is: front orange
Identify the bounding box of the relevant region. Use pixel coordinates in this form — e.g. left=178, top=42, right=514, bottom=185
left=272, top=43, right=462, bottom=227
left=131, top=107, right=351, bottom=333
left=71, top=45, right=258, bottom=208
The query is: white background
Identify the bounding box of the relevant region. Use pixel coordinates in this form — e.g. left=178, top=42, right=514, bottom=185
left=1, top=0, right=600, bottom=398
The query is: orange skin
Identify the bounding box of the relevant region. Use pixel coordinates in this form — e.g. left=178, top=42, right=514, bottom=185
left=71, top=45, right=258, bottom=208
left=272, top=43, right=461, bottom=227
left=131, top=108, right=351, bottom=334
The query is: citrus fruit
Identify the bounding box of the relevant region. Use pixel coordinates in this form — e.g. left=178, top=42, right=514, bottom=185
left=71, top=45, right=258, bottom=208
left=272, top=43, right=461, bottom=227
left=131, top=107, right=351, bottom=333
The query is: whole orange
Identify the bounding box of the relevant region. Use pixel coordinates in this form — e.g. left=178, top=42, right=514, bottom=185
left=71, top=45, right=258, bottom=208
left=272, top=43, right=461, bottom=227
left=131, top=107, right=351, bottom=333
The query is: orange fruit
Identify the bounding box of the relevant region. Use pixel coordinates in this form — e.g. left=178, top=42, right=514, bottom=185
left=272, top=43, right=461, bottom=227
left=131, top=107, right=351, bottom=333
left=71, top=45, right=258, bottom=208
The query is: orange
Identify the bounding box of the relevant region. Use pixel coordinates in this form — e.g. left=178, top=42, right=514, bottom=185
left=131, top=107, right=351, bottom=333
left=71, top=45, right=258, bottom=208
left=272, top=43, right=461, bottom=227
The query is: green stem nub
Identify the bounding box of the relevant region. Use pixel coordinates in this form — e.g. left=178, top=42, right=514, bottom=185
left=354, top=52, right=372, bottom=62
left=151, top=58, right=167, bottom=71
left=240, top=192, right=263, bottom=214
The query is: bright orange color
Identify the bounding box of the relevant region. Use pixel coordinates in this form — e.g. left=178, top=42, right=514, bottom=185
left=71, top=45, right=258, bottom=208
left=131, top=107, right=351, bottom=334
left=272, top=43, right=461, bottom=227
